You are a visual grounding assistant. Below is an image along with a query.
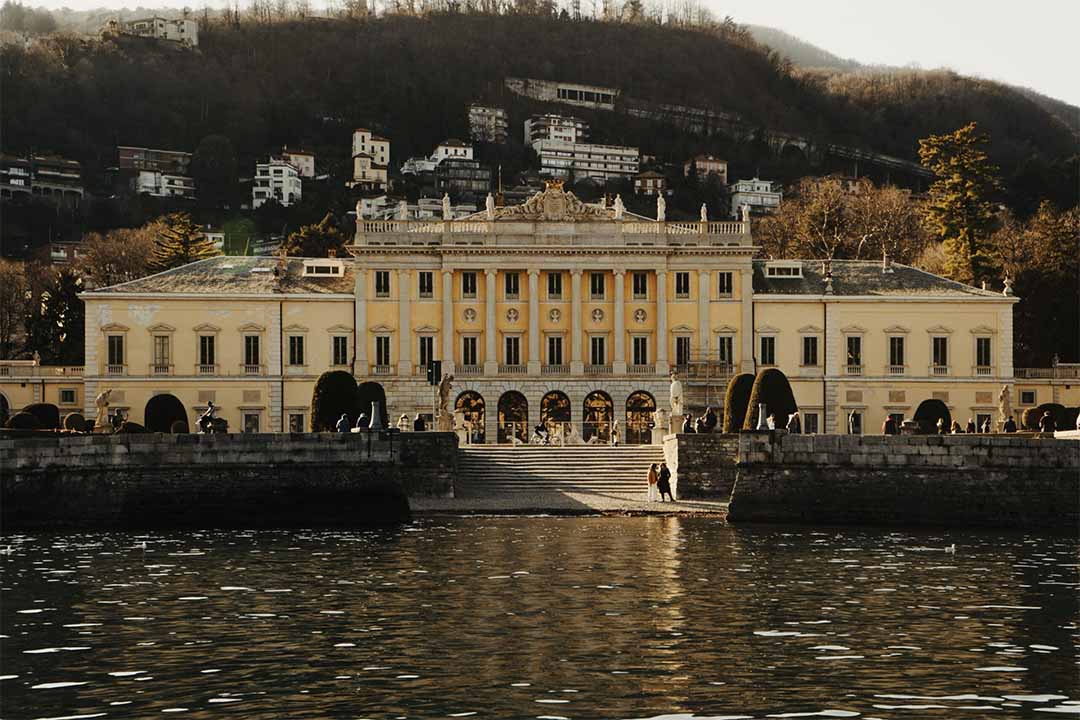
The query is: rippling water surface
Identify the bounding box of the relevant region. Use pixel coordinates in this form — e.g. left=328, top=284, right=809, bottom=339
left=2, top=518, right=1078, bottom=719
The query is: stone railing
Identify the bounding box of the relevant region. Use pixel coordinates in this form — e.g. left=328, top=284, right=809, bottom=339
left=0, top=362, right=84, bottom=378
left=1016, top=366, right=1080, bottom=380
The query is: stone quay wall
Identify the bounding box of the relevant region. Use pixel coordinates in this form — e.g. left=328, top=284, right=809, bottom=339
left=663, top=433, right=740, bottom=499
left=724, top=433, right=1080, bottom=528
left=1, top=431, right=458, bottom=530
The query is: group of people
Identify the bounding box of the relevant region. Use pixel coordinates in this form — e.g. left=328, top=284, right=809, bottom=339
left=646, top=462, right=674, bottom=502
left=679, top=406, right=719, bottom=434
left=335, top=411, right=428, bottom=432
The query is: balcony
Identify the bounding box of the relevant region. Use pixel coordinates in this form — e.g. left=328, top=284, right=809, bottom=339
left=498, top=364, right=525, bottom=375
left=844, top=364, right=863, bottom=376
left=197, top=364, right=217, bottom=375
left=242, top=364, right=264, bottom=376
left=456, top=364, right=483, bottom=376
left=1014, top=366, right=1080, bottom=379
left=973, top=365, right=994, bottom=377
left=629, top=364, right=656, bottom=375
left=542, top=364, right=569, bottom=376
left=0, top=362, right=84, bottom=377
left=150, top=364, right=173, bottom=376
left=929, top=364, right=950, bottom=377
left=585, top=364, right=612, bottom=376
left=886, top=365, right=906, bottom=376
left=106, top=364, right=126, bottom=376
left=370, top=365, right=394, bottom=376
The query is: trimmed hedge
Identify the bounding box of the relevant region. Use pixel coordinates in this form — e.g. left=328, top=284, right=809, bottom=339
left=913, top=399, right=951, bottom=434
left=63, top=412, right=87, bottom=432
left=1024, top=403, right=1068, bottom=430
left=117, top=421, right=147, bottom=434
left=722, top=373, right=755, bottom=433
left=170, top=420, right=189, bottom=433
left=311, top=370, right=362, bottom=431
left=742, top=368, right=798, bottom=430
left=22, top=403, right=60, bottom=430
left=145, top=394, right=189, bottom=433
left=5, top=412, right=41, bottom=430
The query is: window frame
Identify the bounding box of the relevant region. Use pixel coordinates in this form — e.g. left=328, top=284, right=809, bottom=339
left=418, top=335, right=435, bottom=368
left=461, top=271, right=478, bottom=300
left=632, top=335, right=650, bottom=366
left=504, top=334, right=521, bottom=366
left=932, top=336, right=949, bottom=367
left=846, top=335, right=863, bottom=367
left=674, top=271, right=691, bottom=299
left=418, top=271, right=434, bottom=299
left=975, top=336, right=992, bottom=368
left=504, top=271, right=520, bottom=301
left=888, top=335, right=905, bottom=368
left=801, top=335, right=819, bottom=367
left=461, top=335, right=479, bottom=366
left=675, top=335, right=691, bottom=367
left=589, top=272, right=605, bottom=300
left=759, top=335, right=776, bottom=366
left=198, top=334, right=216, bottom=367
left=287, top=335, right=306, bottom=366
left=374, top=270, right=391, bottom=298
left=717, top=271, right=734, bottom=297
left=331, top=335, right=349, bottom=367
left=244, top=334, right=261, bottom=367
left=375, top=335, right=392, bottom=367
left=107, top=334, right=125, bottom=367
left=590, top=335, right=607, bottom=366
left=631, top=271, right=648, bottom=300
left=546, top=334, right=564, bottom=366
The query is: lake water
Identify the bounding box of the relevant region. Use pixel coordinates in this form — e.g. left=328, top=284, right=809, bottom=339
left=2, top=517, right=1077, bottom=719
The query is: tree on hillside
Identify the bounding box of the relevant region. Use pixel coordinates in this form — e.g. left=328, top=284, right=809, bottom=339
left=918, top=122, right=1001, bottom=286
left=79, top=223, right=159, bottom=288
left=281, top=213, right=345, bottom=257
left=152, top=213, right=220, bottom=270
left=0, top=260, right=28, bottom=358
left=190, top=134, right=238, bottom=208
left=0, top=1, right=57, bottom=35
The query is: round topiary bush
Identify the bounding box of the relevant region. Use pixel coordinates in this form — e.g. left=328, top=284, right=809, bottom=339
left=311, top=370, right=361, bottom=431
left=117, top=421, right=147, bottom=434
left=145, top=394, right=189, bottom=433
left=1021, top=406, right=1042, bottom=430
left=742, top=368, right=798, bottom=430
left=1025, top=403, right=1068, bottom=431
left=722, top=373, right=755, bottom=433
left=170, top=419, right=188, bottom=433
left=5, top=411, right=41, bottom=430
left=63, top=412, right=87, bottom=432
left=22, top=403, right=60, bottom=430
left=913, top=399, right=951, bottom=434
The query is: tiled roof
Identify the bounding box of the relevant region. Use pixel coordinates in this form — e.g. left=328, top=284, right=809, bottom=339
left=752, top=260, right=1005, bottom=298
left=87, top=256, right=355, bottom=296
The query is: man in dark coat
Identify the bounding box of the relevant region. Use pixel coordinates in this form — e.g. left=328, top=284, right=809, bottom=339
left=657, top=462, right=674, bottom=502
left=702, top=407, right=718, bottom=433
left=881, top=416, right=896, bottom=435
left=413, top=413, right=426, bottom=432
left=681, top=414, right=695, bottom=433
left=336, top=413, right=351, bottom=433
left=1003, top=416, right=1017, bottom=433
left=1038, top=411, right=1056, bottom=433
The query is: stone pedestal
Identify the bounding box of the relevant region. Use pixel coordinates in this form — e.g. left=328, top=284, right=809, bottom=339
left=651, top=427, right=667, bottom=445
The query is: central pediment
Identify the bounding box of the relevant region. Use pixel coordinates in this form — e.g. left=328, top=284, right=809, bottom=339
left=493, top=182, right=615, bottom=222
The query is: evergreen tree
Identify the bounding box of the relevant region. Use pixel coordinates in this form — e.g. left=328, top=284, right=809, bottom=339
left=25, top=268, right=84, bottom=364
left=281, top=213, right=345, bottom=257
left=152, top=213, right=220, bottom=270
left=918, top=123, right=1001, bottom=286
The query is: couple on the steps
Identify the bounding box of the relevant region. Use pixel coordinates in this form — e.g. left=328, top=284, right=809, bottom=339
left=647, top=462, right=674, bottom=502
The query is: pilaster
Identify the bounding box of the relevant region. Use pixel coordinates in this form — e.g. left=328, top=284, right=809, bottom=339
left=570, top=269, right=583, bottom=374
left=484, top=268, right=498, bottom=375
left=656, top=270, right=669, bottom=375
left=527, top=269, right=541, bottom=376
left=698, top=269, right=710, bottom=354
left=613, top=268, right=627, bottom=375
left=354, top=269, right=367, bottom=374
left=397, top=268, right=412, bottom=376
left=441, top=270, right=455, bottom=375
left=740, top=267, right=754, bottom=372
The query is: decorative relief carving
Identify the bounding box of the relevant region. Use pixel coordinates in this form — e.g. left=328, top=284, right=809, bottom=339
left=492, top=181, right=613, bottom=222
left=506, top=308, right=520, bottom=322
left=463, top=308, right=477, bottom=322
left=634, top=308, right=647, bottom=323
left=549, top=308, right=562, bottom=323
left=591, top=308, right=604, bottom=323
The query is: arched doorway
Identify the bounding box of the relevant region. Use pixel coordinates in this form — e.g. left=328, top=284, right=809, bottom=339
left=540, top=390, right=571, bottom=439
left=582, top=390, right=614, bottom=444
left=455, top=391, right=486, bottom=444
left=497, top=391, right=528, bottom=444
left=356, top=381, right=387, bottom=426
left=625, top=391, right=657, bottom=445
left=144, top=393, right=188, bottom=433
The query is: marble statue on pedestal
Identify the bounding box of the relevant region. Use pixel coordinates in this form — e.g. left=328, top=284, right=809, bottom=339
left=613, top=194, right=625, bottom=220
left=93, top=389, right=112, bottom=431
left=396, top=200, right=409, bottom=221
left=442, top=193, right=452, bottom=220
left=669, top=371, right=684, bottom=418
left=485, top=192, right=495, bottom=220
left=998, top=385, right=1012, bottom=429
left=741, top=204, right=750, bottom=223
left=656, top=193, right=666, bottom=222
left=700, top=204, right=708, bottom=223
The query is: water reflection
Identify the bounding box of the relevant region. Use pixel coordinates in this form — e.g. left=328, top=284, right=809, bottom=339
left=1, top=519, right=1077, bottom=719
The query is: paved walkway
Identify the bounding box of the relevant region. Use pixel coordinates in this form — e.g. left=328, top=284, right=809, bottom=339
left=411, top=491, right=728, bottom=517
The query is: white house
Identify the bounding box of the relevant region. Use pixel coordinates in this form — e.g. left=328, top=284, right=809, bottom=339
left=350, top=129, right=390, bottom=190
left=432, top=139, right=473, bottom=162
left=533, top=139, right=639, bottom=181
left=730, top=177, right=782, bottom=217
left=107, top=16, right=199, bottom=46
left=132, top=170, right=196, bottom=199
left=252, top=158, right=302, bottom=208
left=525, top=114, right=589, bottom=146
left=281, top=148, right=315, bottom=179
left=468, top=105, right=509, bottom=144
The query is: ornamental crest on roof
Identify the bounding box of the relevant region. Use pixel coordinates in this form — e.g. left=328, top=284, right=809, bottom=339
left=494, top=180, right=614, bottom=222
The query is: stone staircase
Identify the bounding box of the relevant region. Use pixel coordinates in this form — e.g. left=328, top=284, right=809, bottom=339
left=456, top=445, right=666, bottom=496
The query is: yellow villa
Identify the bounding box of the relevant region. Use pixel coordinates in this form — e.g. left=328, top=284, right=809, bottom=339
left=2, top=182, right=1041, bottom=440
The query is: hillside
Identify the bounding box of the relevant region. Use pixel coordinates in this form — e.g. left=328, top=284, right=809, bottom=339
left=1, top=12, right=1076, bottom=214
left=744, top=23, right=862, bottom=71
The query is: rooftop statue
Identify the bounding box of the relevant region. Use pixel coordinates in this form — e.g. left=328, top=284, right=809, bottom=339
left=613, top=194, right=625, bottom=220
left=741, top=203, right=750, bottom=223
left=442, top=193, right=452, bottom=220
left=656, top=193, right=666, bottom=222
left=700, top=203, right=708, bottom=223
left=396, top=200, right=408, bottom=221
left=485, top=192, right=495, bottom=220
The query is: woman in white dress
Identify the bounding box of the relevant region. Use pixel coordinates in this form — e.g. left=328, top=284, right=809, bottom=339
left=647, top=463, right=659, bottom=502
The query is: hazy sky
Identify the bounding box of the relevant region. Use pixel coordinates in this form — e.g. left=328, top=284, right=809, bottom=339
left=33, top=0, right=1080, bottom=106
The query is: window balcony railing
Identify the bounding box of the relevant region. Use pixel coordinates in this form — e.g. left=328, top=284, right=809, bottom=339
left=886, top=364, right=906, bottom=376
left=197, top=364, right=217, bottom=375
left=973, top=365, right=994, bottom=377
left=929, top=364, right=950, bottom=377
left=1015, top=365, right=1080, bottom=379
left=585, top=364, right=612, bottom=376
left=242, top=364, right=264, bottom=375
left=844, top=364, right=863, bottom=376
left=629, top=363, right=656, bottom=375
left=371, top=364, right=394, bottom=376
left=498, top=363, right=525, bottom=375
left=106, top=364, right=126, bottom=376
left=149, top=363, right=172, bottom=376
left=456, top=364, right=483, bottom=376
left=542, top=364, right=569, bottom=376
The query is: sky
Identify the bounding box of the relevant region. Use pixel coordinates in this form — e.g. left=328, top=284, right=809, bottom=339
left=32, top=0, right=1080, bottom=106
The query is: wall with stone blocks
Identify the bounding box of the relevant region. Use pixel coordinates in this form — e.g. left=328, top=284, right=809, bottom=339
left=726, top=432, right=1079, bottom=528
left=0, top=431, right=458, bottom=530
left=663, top=433, right=740, bottom=499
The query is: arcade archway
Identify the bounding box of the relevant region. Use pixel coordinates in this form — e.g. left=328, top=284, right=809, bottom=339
left=625, top=391, right=656, bottom=445
left=540, top=390, right=571, bottom=438
left=455, top=391, right=486, bottom=444
left=582, top=390, right=614, bottom=444
left=497, top=391, right=528, bottom=444
left=144, top=393, right=188, bottom=433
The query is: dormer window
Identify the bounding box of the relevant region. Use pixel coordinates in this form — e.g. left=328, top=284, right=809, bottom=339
left=765, top=261, right=803, bottom=278
left=303, top=260, right=343, bottom=277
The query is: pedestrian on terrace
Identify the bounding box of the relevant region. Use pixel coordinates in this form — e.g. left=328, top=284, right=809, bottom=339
left=982, top=417, right=992, bottom=434
left=336, top=413, right=350, bottom=433
left=1039, top=411, right=1056, bottom=433
left=786, top=411, right=801, bottom=434
left=646, top=463, right=659, bottom=502
left=1003, top=416, right=1017, bottom=433
left=657, top=462, right=674, bottom=502
left=682, top=414, right=695, bottom=433
left=413, top=413, right=426, bottom=432
left=881, top=416, right=896, bottom=435
left=966, top=418, right=977, bottom=434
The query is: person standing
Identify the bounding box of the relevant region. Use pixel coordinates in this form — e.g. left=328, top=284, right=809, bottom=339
left=702, top=406, right=718, bottom=433
left=681, top=414, right=695, bottom=433
left=965, top=418, right=977, bottom=434
left=1039, top=411, right=1056, bottom=433
left=881, top=415, right=896, bottom=435
left=336, top=413, right=350, bottom=433
left=981, top=417, right=992, bottom=434
left=786, top=411, right=801, bottom=434
left=1003, top=416, right=1017, bottom=433
left=646, top=463, right=659, bottom=502
left=657, top=462, right=674, bottom=502
left=413, top=413, right=426, bottom=432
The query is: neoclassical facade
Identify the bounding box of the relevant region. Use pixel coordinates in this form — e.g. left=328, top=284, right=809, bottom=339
left=69, top=183, right=1021, bottom=441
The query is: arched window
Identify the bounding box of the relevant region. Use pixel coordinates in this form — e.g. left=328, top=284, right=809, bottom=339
left=625, top=391, right=657, bottom=445
left=455, top=391, right=486, bottom=444
left=497, top=391, right=528, bottom=444
left=540, top=391, right=571, bottom=439
left=582, top=390, right=614, bottom=444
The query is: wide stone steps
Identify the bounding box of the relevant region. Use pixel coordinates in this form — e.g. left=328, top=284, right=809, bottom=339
left=456, top=446, right=666, bottom=495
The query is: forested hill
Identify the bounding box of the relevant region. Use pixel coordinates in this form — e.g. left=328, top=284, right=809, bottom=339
left=2, top=12, right=1076, bottom=209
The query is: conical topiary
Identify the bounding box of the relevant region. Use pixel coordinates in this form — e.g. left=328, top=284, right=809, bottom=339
left=722, top=373, right=755, bottom=433
left=742, top=368, right=798, bottom=430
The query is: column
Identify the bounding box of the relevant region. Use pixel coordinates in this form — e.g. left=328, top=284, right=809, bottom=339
left=441, top=270, right=455, bottom=374
left=354, top=269, right=367, bottom=375
left=656, top=270, right=668, bottom=375
left=613, top=269, right=626, bottom=374
left=698, top=270, right=710, bottom=359
left=484, top=268, right=498, bottom=375
left=397, top=269, right=412, bottom=376
left=570, top=269, right=583, bottom=374
left=527, top=269, right=541, bottom=376
left=740, top=267, right=754, bottom=372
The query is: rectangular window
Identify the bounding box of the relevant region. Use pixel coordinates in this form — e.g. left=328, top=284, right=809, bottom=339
left=803, top=412, right=819, bottom=435
left=717, top=271, right=733, bottom=297
left=375, top=271, right=391, bottom=298
left=889, top=336, right=905, bottom=367
left=462, top=271, right=477, bottom=299
left=547, top=336, right=563, bottom=365
left=244, top=335, right=260, bottom=366
left=199, top=335, right=215, bottom=366
left=632, top=271, right=648, bottom=300
left=717, top=336, right=733, bottom=365
left=632, top=336, right=649, bottom=366
left=375, top=336, right=391, bottom=366
left=976, top=337, right=992, bottom=367
left=60, top=389, right=76, bottom=405
left=153, top=335, right=171, bottom=366
left=932, top=336, right=949, bottom=366
left=504, top=336, right=520, bottom=366
left=462, top=336, right=478, bottom=366
left=107, top=335, right=124, bottom=366
left=590, top=336, right=606, bottom=366
left=590, top=272, right=605, bottom=300
left=760, top=336, right=776, bottom=366
left=504, top=272, right=520, bottom=300
left=418, top=271, right=434, bottom=298
left=847, top=336, right=862, bottom=366
left=243, top=413, right=260, bottom=433
left=675, top=272, right=691, bottom=299
left=288, top=336, right=305, bottom=366
left=547, top=272, right=563, bottom=299
left=675, top=336, right=691, bottom=366
left=802, top=336, right=818, bottom=366
left=1020, top=390, right=1035, bottom=405
left=288, top=413, right=305, bottom=433
left=419, top=336, right=434, bottom=368
left=332, top=336, right=349, bottom=366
